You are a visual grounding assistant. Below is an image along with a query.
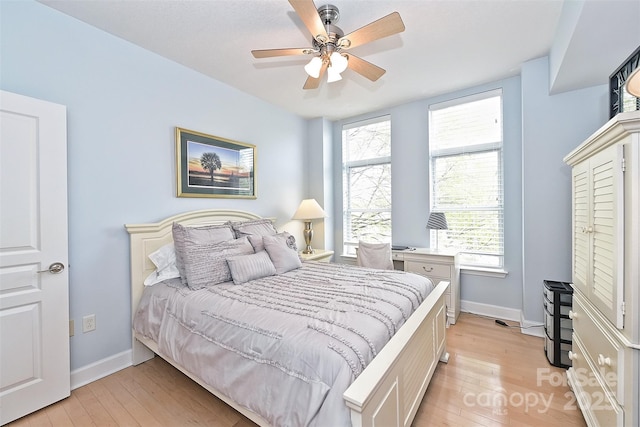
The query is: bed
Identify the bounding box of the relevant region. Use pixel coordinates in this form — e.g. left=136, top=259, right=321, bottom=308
left=126, top=209, right=449, bottom=427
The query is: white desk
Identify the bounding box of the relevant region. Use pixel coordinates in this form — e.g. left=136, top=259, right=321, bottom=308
left=392, top=248, right=460, bottom=324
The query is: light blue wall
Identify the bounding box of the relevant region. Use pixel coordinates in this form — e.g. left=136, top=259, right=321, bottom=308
left=521, top=56, right=608, bottom=323
left=1, top=1, right=307, bottom=371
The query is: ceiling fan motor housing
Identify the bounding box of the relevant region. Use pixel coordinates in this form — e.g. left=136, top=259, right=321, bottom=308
left=317, top=4, right=339, bottom=24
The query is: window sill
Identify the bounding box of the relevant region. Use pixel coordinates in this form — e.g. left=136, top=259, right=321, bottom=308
left=460, top=266, right=508, bottom=278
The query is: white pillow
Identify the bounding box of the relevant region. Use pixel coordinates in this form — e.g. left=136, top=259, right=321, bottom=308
left=263, top=234, right=302, bottom=274
left=143, top=243, right=180, bottom=286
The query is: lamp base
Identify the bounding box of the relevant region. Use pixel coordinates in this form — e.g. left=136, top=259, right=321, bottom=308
left=302, top=221, right=315, bottom=254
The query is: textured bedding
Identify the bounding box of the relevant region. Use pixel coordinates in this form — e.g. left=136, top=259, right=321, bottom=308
left=133, top=261, right=434, bottom=427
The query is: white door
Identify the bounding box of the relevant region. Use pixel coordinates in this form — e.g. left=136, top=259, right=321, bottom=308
left=0, top=90, right=69, bottom=424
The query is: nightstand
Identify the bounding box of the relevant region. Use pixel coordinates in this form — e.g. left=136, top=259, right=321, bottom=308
left=299, top=249, right=334, bottom=263
left=392, top=248, right=460, bottom=324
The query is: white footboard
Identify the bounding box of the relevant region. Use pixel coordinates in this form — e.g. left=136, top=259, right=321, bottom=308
left=343, top=280, right=449, bottom=427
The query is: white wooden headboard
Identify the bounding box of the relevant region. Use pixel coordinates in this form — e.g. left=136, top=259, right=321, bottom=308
left=124, top=209, right=263, bottom=364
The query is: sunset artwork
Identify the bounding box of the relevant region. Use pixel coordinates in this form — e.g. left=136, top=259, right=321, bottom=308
left=176, top=127, right=255, bottom=198
left=187, top=140, right=253, bottom=191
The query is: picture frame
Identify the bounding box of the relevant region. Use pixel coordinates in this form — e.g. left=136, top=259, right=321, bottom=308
left=176, top=127, right=256, bottom=198
left=609, top=45, right=640, bottom=118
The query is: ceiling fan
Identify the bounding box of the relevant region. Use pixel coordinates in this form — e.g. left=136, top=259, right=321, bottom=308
left=251, top=0, right=405, bottom=89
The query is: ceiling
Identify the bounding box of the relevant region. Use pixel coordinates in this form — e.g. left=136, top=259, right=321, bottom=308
left=39, top=0, right=640, bottom=121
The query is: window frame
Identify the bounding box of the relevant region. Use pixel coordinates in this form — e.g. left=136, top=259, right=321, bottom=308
left=428, top=89, right=504, bottom=269
left=341, top=115, right=392, bottom=256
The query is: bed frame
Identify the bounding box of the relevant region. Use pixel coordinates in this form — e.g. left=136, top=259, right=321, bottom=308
left=126, top=209, right=449, bottom=427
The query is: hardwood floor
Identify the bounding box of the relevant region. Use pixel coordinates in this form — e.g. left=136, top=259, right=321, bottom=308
left=7, top=313, right=586, bottom=426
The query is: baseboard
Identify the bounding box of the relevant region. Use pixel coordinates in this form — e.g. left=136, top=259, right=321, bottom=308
left=460, top=300, right=545, bottom=338
left=70, top=349, right=132, bottom=390
left=519, top=313, right=545, bottom=338
left=460, top=299, right=521, bottom=322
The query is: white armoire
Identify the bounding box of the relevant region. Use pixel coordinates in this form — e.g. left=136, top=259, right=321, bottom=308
left=564, top=110, right=639, bottom=427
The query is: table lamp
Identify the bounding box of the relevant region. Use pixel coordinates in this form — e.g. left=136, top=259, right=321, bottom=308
left=426, top=212, right=448, bottom=250
left=292, top=199, right=326, bottom=254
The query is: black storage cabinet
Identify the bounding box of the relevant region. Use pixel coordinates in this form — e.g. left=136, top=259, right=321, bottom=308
left=543, top=280, right=573, bottom=368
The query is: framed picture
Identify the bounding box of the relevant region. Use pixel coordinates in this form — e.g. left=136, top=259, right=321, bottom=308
left=609, top=45, right=640, bottom=118
left=176, top=127, right=256, bottom=198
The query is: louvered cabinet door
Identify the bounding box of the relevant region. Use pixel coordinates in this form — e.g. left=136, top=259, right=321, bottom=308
left=586, top=145, right=625, bottom=328
left=571, top=162, right=590, bottom=297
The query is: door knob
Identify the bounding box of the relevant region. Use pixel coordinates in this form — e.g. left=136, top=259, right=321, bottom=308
left=37, top=262, right=65, bottom=274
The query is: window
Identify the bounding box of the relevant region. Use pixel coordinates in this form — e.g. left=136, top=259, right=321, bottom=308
left=342, top=116, right=391, bottom=255
left=429, top=90, right=504, bottom=268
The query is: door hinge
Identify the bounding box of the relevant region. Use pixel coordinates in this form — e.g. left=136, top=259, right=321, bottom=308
left=621, top=157, right=626, bottom=172
left=621, top=301, right=626, bottom=315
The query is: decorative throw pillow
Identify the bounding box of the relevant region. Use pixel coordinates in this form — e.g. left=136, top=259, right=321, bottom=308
left=227, top=251, right=277, bottom=285
left=172, top=222, right=235, bottom=285
left=230, top=218, right=277, bottom=238
left=143, top=243, right=180, bottom=286
left=248, top=232, right=297, bottom=253
left=263, top=234, right=302, bottom=274
left=181, top=236, right=254, bottom=290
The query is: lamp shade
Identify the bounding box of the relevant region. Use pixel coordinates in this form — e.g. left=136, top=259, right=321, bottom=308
left=426, top=212, right=448, bottom=230
left=304, top=57, right=323, bottom=79
left=292, top=199, right=326, bottom=220
left=626, top=67, right=640, bottom=98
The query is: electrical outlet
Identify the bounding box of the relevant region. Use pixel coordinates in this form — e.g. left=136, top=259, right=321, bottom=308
left=82, top=314, right=96, bottom=333
left=69, top=319, right=74, bottom=337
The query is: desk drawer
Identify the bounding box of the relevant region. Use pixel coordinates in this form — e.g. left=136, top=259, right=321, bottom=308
left=404, top=260, right=451, bottom=279
left=572, top=294, right=624, bottom=403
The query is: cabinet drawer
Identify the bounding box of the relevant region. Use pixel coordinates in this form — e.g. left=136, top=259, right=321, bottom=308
left=572, top=295, right=624, bottom=403
left=404, top=260, right=451, bottom=279
left=569, top=337, right=624, bottom=427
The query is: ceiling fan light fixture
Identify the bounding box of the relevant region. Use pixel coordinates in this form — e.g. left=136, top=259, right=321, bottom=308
left=330, top=52, right=348, bottom=73
left=327, top=66, right=342, bottom=83
left=304, top=56, right=323, bottom=78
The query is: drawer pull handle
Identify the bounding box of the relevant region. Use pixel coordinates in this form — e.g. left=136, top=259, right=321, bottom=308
left=568, top=310, right=576, bottom=320
left=568, top=351, right=576, bottom=361
left=597, top=354, right=612, bottom=367
left=422, top=266, right=434, bottom=272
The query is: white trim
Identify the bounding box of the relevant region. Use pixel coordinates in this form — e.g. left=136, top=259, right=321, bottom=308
left=428, top=88, right=502, bottom=111
left=461, top=266, right=508, bottom=278
left=342, top=114, right=390, bottom=130
left=519, top=314, right=545, bottom=338
left=460, top=299, right=520, bottom=322
left=70, top=350, right=132, bottom=390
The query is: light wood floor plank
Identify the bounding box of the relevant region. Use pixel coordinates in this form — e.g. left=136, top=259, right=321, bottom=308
left=6, top=313, right=586, bottom=426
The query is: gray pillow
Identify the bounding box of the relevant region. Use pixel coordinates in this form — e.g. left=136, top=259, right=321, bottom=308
left=172, top=222, right=235, bottom=285
left=248, top=232, right=297, bottom=253
left=263, top=234, right=302, bottom=274
left=227, top=251, right=277, bottom=285
left=181, top=236, right=254, bottom=290
left=230, top=218, right=277, bottom=238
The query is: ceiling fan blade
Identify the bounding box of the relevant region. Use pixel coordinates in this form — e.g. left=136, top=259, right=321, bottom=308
left=252, top=48, right=311, bottom=58
left=303, top=60, right=328, bottom=90
left=346, top=54, right=386, bottom=82
left=340, top=12, right=405, bottom=50
left=289, top=0, right=329, bottom=43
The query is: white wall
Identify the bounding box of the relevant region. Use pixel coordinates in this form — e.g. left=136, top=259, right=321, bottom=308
left=0, top=1, right=307, bottom=371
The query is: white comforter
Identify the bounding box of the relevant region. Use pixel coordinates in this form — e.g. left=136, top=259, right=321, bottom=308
left=133, top=261, right=433, bottom=427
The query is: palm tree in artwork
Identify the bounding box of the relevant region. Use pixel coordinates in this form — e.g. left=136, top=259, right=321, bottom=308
left=200, top=152, right=222, bottom=184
